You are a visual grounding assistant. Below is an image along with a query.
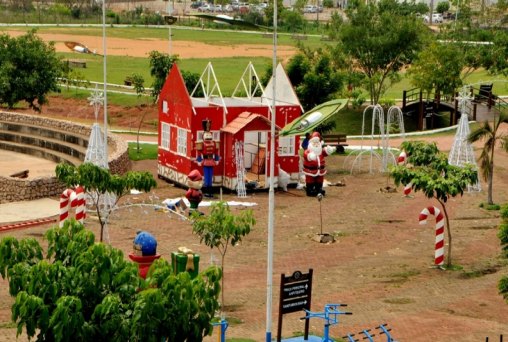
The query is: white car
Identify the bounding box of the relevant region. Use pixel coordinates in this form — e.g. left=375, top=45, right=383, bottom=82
left=423, top=13, right=443, bottom=23
left=303, top=5, right=317, bottom=13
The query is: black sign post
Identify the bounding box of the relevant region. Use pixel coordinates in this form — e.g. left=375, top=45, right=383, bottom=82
left=277, top=269, right=313, bottom=342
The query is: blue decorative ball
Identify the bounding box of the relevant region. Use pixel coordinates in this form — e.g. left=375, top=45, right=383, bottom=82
left=133, top=231, right=157, bottom=256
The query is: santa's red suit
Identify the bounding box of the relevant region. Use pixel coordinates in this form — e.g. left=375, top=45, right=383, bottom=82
left=186, top=169, right=203, bottom=215
left=302, top=132, right=336, bottom=197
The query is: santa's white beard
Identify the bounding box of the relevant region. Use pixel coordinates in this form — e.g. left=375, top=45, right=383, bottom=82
left=308, top=144, right=322, bottom=156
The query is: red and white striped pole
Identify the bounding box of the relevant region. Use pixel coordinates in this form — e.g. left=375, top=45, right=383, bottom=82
left=74, top=186, right=86, bottom=224
left=397, top=150, right=412, bottom=197
left=419, top=206, right=445, bottom=266
left=59, top=188, right=75, bottom=227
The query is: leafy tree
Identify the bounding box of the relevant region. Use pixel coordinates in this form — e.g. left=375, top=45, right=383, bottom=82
left=148, top=51, right=203, bottom=101
left=498, top=204, right=508, bottom=257
left=331, top=0, right=427, bottom=104
left=148, top=50, right=178, bottom=102
left=390, top=141, right=478, bottom=267
left=436, top=1, right=450, bottom=14
left=0, top=30, right=62, bottom=111
left=55, top=162, right=157, bottom=242
left=0, top=220, right=221, bottom=341
left=285, top=46, right=345, bottom=110
left=191, top=201, right=255, bottom=316
left=128, top=72, right=146, bottom=154
left=467, top=112, right=508, bottom=205
left=498, top=204, right=508, bottom=302
left=407, top=42, right=464, bottom=98
left=280, top=9, right=306, bottom=32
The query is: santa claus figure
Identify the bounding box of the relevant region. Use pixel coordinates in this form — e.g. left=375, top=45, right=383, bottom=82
left=303, top=132, right=336, bottom=197
left=196, top=120, right=220, bottom=198
left=186, top=169, right=204, bottom=216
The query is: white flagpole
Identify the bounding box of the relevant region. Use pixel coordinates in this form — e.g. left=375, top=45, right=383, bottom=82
left=266, top=0, right=277, bottom=340
left=102, top=0, right=108, bottom=169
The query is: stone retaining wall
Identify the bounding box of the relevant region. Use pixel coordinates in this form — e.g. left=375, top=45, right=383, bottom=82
left=0, top=111, right=131, bottom=204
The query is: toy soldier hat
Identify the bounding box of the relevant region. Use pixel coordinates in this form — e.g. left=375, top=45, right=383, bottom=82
left=202, top=119, right=211, bottom=132
left=188, top=169, right=203, bottom=181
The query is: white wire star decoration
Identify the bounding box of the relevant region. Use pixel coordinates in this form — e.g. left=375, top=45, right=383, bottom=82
left=88, top=85, right=104, bottom=121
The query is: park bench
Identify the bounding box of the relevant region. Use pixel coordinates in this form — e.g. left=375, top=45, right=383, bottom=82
left=474, top=83, right=496, bottom=106
left=65, top=59, right=86, bottom=68
left=320, top=35, right=332, bottom=41
left=261, top=33, right=272, bottom=38
left=291, top=33, right=308, bottom=40
left=322, top=133, right=348, bottom=154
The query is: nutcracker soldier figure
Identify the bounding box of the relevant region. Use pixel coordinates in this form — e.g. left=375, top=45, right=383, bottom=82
left=302, top=132, right=336, bottom=197
left=195, top=119, right=220, bottom=198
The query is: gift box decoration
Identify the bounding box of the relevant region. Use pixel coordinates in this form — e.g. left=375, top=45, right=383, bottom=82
left=171, top=246, right=200, bottom=279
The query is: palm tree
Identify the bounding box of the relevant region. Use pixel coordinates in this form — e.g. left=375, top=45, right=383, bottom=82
left=467, top=111, right=508, bottom=205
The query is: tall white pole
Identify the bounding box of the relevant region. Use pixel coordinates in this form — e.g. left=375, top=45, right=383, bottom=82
left=265, top=0, right=277, bottom=340
left=102, top=0, right=108, bottom=169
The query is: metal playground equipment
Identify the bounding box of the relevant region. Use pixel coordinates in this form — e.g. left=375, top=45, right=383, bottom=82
left=301, top=304, right=352, bottom=342
left=343, top=323, right=397, bottom=342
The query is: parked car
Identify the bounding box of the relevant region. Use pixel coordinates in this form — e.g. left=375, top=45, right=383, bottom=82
left=303, top=5, right=317, bottom=13
left=190, top=1, right=204, bottom=9
left=198, top=3, right=212, bottom=11
left=423, top=13, right=443, bottom=23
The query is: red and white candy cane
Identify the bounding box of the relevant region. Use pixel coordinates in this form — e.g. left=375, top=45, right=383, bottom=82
left=59, top=187, right=86, bottom=227
left=397, top=150, right=412, bottom=197
left=60, top=188, right=74, bottom=227
left=397, top=150, right=407, bottom=165
left=419, top=206, right=445, bottom=266
left=74, top=186, right=86, bottom=224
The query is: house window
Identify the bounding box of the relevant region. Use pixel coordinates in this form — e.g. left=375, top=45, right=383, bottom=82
left=177, top=128, right=187, bottom=155
left=278, top=136, right=295, bottom=156
left=161, top=122, right=170, bottom=150
left=163, top=100, right=168, bottom=114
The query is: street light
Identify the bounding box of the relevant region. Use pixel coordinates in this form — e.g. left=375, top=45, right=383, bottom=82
left=102, top=0, right=108, bottom=168
left=265, top=0, right=277, bottom=340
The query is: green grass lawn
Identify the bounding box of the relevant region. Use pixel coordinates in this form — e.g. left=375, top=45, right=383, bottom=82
left=128, top=142, right=158, bottom=160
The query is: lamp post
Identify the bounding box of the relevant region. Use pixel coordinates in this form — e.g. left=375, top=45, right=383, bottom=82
left=102, top=0, right=108, bottom=168
left=265, top=0, right=277, bottom=340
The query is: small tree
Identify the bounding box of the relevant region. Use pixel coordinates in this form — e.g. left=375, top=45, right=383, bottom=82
left=191, top=201, right=255, bottom=316
left=498, top=204, right=508, bottom=302
left=0, top=30, right=62, bottom=111
left=129, top=72, right=146, bottom=153
left=148, top=50, right=178, bottom=102
left=436, top=1, right=450, bottom=14
left=0, top=220, right=221, bottom=341
left=55, top=162, right=157, bottom=242
left=467, top=112, right=508, bottom=206
left=390, top=141, right=478, bottom=267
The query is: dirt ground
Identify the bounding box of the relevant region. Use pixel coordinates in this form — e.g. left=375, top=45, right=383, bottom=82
left=1, top=29, right=508, bottom=341
left=2, top=96, right=508, bottom=342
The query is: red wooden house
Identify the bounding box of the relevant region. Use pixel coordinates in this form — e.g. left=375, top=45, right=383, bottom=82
left=157, top=62, right=302, bottom=191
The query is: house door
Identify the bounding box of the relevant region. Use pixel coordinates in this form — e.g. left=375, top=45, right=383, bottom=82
left=243, top=131, right=267, bottom=186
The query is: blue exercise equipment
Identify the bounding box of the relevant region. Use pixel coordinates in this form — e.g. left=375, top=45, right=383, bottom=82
left=301, top=304, right=353, bottom=342
left=211, top=319, right=228, bottom=342
left=343, top=323, right=397, bottom=342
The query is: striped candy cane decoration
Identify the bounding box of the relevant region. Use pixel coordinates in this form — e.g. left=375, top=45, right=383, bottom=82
left=74, top=186, right=86, bottom=224
left=397, top=150, right=413, bottom=197
left=59, top=187, right=87, bottom=227
left=397, top=150, right=407, bottom=165
left=60, top=188, right=75, bottom=227
left=419, top=206, right=445, bottom=266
